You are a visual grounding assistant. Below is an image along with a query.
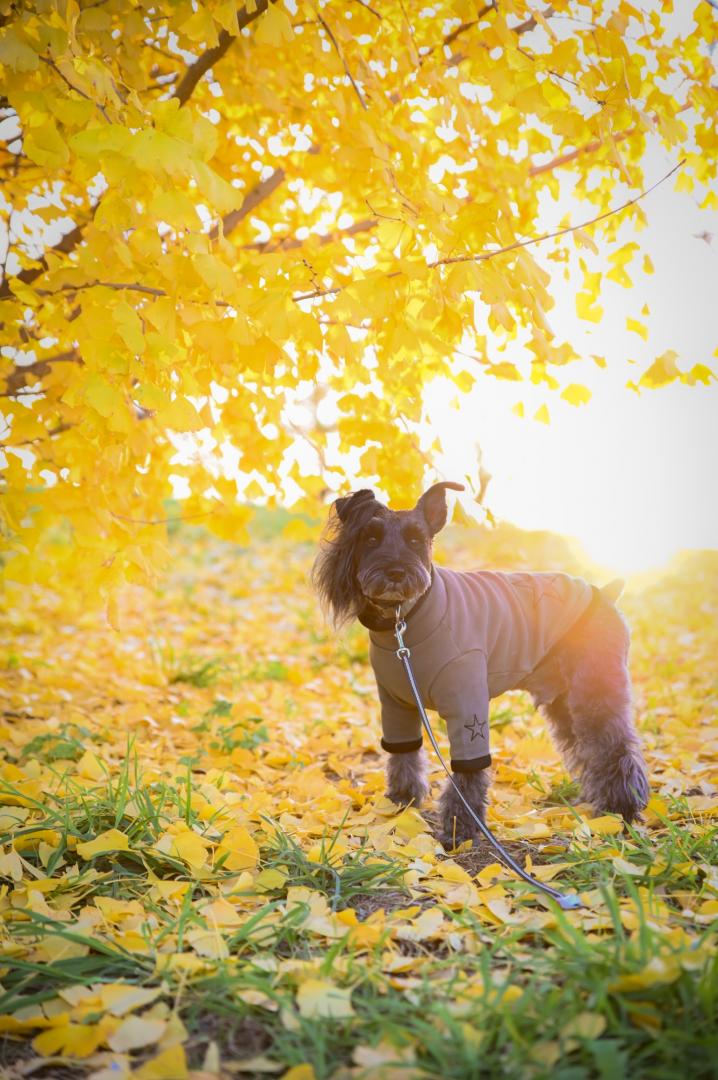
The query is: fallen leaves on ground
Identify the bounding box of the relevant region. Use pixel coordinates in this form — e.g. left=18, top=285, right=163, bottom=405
left=0, top=526, right=716, bottom=1078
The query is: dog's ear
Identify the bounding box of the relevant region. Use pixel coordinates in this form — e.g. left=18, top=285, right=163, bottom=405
left=334, top=488, right=377, bottom=523
left=416, top=481, right=465, bottom=535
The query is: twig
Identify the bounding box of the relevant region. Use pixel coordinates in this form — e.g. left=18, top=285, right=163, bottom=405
left=349, top=0, right=382, bottom=19
left=292, top=159, right=685, bottom=301
left=434, top=159, right=684, bottom=267
left=40, top=56, right=110, bottom=122
left=315, top=11, right=368, bottom=110
left=35, top=282, right=167, bottom=298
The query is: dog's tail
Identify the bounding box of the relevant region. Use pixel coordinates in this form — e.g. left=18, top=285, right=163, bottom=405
left=600, top=578, right=625, bottom=604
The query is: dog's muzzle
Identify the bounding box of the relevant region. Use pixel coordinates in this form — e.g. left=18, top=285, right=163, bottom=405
left=357, top=564, right=431, bottom=605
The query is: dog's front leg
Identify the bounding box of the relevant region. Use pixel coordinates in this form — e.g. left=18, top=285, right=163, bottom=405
left=385, top=748, right=430, bottom=808
left=438, top=770, right=490, bottom=849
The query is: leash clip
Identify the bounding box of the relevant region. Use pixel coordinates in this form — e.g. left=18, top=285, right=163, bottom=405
left=394, top=607, right=410, bottom=659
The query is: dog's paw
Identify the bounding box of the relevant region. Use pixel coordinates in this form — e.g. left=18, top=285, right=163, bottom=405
left=438, top=816, right=477, bottom=851
left=385, top=750, right=429, bottom=808
left=585, top=753, right=649, bottom=824
left=386, top=776, right=429, bottom=809
left=437, top=772, right=490, bottom=850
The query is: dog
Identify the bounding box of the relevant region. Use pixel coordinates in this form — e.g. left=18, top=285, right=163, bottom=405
left=312, top=482, right=649, bottom=847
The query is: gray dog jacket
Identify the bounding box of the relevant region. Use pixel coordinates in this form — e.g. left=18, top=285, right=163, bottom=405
left=367, top=567, right=596, bottom=773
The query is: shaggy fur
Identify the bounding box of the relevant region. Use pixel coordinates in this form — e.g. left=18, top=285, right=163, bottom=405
left=386, top=748, right=430, bottom=807
left=437, top=770, right=491, bottom=847
left=519, top=595, right=649, bottom=821
left=313, top=484, right=649, bottom=847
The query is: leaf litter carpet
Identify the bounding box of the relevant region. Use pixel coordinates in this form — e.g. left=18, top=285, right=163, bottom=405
left=0, top=528, right=717, bottom=1079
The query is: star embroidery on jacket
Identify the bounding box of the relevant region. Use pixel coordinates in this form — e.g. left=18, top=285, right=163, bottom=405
left=464, top=713, right=488, bottom=742
left=510, top=573, right=563, bottom=609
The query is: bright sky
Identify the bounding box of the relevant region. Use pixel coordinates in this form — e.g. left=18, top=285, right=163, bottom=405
left=426, top=134, right=718, bottom=575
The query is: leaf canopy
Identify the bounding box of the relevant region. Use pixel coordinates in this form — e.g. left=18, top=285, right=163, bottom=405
left=0, top=0, right=715, bottom=595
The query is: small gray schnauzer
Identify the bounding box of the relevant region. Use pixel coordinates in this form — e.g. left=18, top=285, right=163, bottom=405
left=312, top=482, right=649, bottom=847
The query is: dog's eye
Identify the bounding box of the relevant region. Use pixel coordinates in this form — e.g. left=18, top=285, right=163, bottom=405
left=405, top=533, right=422, bottom=547
left=366, top=534, right=381, bottom=547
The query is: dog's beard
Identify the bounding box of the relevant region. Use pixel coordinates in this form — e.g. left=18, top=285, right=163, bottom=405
left=357, top=564, right=431, bottom=609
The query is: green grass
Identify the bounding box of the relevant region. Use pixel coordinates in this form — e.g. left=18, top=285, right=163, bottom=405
left=3, top=753, right=717, bottom=1077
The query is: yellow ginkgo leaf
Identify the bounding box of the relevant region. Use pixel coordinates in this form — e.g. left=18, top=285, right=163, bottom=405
left=560, top=384, right=592, bottom=406
left=107, top=1015, right=166, bottom=1052
left=296, top=979, right=354, bottom=1020
left=575, top=292, right=603, bottom=323
left=34, top=1019, right=112, bottom=1058
left=100, top=984, right=162, bottom=1017
left=215, top=825, right=259, bottom=871
left=254, top=2, right=294, bottom=46
left=392, top=808, right=427, bottom=839
left=169, top=829, right=211, bottom=872
left=639, top=350, right=680, bottom=389
left=76, top=750, right=106, bottom=781
left=76, top=828, right=130, bottom=860
left=626, top=317, right=648, bottom=341
left=132, top=1044, right=189, bottom=1080
left=282, top=1067, right=318, bottom=1080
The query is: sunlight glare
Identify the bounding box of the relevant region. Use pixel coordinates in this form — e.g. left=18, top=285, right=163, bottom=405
left=424, top=373, right=718, bottom=577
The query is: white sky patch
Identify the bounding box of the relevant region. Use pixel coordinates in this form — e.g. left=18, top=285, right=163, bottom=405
left=421, top=127, right=718, bottom=575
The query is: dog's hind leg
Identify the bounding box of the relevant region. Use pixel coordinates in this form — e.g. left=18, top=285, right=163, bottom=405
left=562, top=608, right=649, bottom=823
left=386, top=749, right=430, bottom=808
left=543, top=692, right=582, bottom=778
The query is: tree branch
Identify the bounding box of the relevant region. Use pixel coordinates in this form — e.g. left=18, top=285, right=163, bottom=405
left=433, top=159, right=683, bottom=267
left=315, top=11, right=368, bottom=110
left=292, top=159, right=684, bottom=302
left=445, top=5, right=554, bottom=65
left=0, top=219, right=91, bottom=301
left=0, top=0, right=279, bottom=303
left=33, top=161, right=680, bottom=312
left=349, top=0, right=382, bottom=19
left=2, top=349, right=82, bottom=397
left=243, top=216, right=376, bottom=253
left=234, top=124, right=642, bottom=257
left=172, top=0, right=278, bottom=105
left=528, top=128, right=635, bottom=177
left=211, top=167, right=287, bottom=242
left=211, top=145, right=319, bottom=242
left=443, top=3, right=496, bottom=48
left=35, top=282, right=167, bottom=298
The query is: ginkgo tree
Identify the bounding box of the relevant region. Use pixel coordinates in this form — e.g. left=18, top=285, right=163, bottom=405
left=0, top=0, right=716, bottom=603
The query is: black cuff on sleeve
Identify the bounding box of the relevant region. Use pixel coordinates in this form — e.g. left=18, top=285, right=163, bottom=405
left=451, top=753, right=492, bottom=774
left=381, top=737, right=423, bottom=754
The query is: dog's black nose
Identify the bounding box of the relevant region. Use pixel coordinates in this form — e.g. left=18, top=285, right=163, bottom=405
left=386, top=568, right=405, bottom=583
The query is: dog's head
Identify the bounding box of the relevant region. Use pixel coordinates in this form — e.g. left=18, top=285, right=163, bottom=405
left=311, top=482, right=465, bottom=626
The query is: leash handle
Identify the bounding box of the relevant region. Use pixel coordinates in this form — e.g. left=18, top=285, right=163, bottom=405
left=393, top=615, right=582, bottom=911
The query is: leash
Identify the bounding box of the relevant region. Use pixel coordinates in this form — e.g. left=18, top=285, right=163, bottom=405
left=393, top=610, right=582, bottom=911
